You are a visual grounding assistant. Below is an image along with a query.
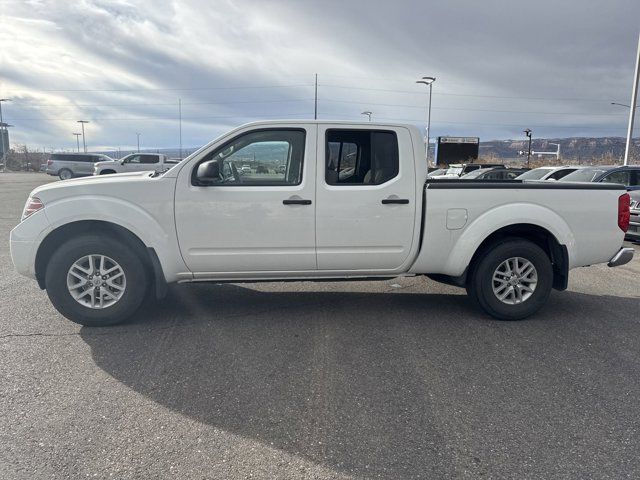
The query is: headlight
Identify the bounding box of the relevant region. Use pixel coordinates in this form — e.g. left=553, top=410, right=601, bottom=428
left=22, top=196, right=44, bottom=221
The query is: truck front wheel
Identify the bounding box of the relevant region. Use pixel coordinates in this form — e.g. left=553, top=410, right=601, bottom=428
left=44, top=235, right=149, bottom=326
left=467, top=239, right=553, bottom=320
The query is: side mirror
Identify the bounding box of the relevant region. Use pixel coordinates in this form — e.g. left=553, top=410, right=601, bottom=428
left=196, top=160, right=220, bottom=183
left=120, top=159, right=126, bottom=165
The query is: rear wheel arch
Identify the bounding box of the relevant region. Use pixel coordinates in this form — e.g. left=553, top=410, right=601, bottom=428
left=466, top=223, right=568, bottom=291
left=35, top=220, right=165, bottom=295
left=99, top=169, right=116, bottom=175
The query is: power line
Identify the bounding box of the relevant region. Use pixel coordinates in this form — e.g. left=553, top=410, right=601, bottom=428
left=3, top=84, right=314, bottom=93
left=318, top=112, right=629, bottom=129
left=319, top=98, right=627, bottom=116
left=318, top=83, right=612, bottom=102
left=11, top=98, right=315, bottom=108
left=9, top=112, right=313, bottom=121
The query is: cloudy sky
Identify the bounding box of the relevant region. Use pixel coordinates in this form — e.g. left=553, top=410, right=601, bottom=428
left=1, top=0, right=639, bottom=152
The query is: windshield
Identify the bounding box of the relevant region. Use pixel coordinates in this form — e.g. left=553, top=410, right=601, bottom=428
left=515, top=168, right=553, bottom=180
left=445, top=166, right=464, bottom=176
left=461, top=168, right=492, bottom=179
left=427, top=168, right=447, bottom=177
left=559, top=168, right=608, bottom=182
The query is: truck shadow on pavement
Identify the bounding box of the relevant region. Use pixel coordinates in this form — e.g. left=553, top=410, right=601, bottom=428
left=80, top=283, right=640, bottom=479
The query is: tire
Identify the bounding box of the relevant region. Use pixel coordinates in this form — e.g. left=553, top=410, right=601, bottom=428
left=58, top=169, right=73, bottom=180
left=467, top=238, right=553, bottom=320
left=44, top=234, right=149, bottom=326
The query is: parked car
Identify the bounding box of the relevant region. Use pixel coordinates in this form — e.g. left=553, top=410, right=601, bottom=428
left=559, top=165, right=640, bottom=191
left=515, top=166, right=582, bottom=181
left=430, top=163, right=504, bottom=179
left=94, top=153, right=179, bottom=175
left=460, top=167, right=529, bottom=180
left=628, top=194, right=640, bottom=241
left=256, top=165, right=269, bottom=174
left=11, top=121, right=632, bottom=327
left=45, top=153, right=114, bottom=180
left=240, top=165, right=252, bottom=174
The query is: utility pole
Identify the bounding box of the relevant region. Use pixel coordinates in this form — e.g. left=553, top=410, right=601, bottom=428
left=178, top=98, right=182, bottom=159
left=416, top=77, right=436, bottom=164
left=72, top=132, right=82, bottom=152
left=0, top=98, right=11, bottom=166
left=77, top=120, right=89, bottom=153
left=314, top=73, right=318, bottom=120
left=524, top=128, right=533, bottom=167
left=136, top=132, right=141, bottom=153
left=624, top=33, right=640, bottom=166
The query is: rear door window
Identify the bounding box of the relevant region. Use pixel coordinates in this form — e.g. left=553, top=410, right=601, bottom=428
left=326, top=130, right=399, bottom=185
left=139, top=154, right=160, bottom=164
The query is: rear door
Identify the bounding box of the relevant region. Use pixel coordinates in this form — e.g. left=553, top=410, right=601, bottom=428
left=315, top=125, right=417, bottom=271
left=76, top=155, right=95, bottom=176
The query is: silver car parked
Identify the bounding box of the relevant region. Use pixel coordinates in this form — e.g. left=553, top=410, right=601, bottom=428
left=45, top=153, right=113, bottom=180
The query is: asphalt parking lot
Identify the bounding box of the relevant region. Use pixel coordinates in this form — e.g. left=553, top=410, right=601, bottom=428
left=1, top=173, right=639, bottom=479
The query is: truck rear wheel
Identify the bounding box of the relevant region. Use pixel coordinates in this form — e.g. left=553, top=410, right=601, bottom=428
left=467, top=239, right=553, bottom=320
left=44, top=235, right=148, bottom=326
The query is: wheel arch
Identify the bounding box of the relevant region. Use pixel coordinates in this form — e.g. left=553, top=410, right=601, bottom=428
left=35, top=220, right=167, bottom=298
left=466, top=223, right=569, bottom=291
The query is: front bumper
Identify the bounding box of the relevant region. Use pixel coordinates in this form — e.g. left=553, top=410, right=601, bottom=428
left=9, top=210, right=51, bottom=280
left=9, top=233, right=37, bottom=279
left=608, top=247, right=634, bottom=267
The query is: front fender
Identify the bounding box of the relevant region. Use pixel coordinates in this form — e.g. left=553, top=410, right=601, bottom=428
left=40, top=195, right=188, bottom=282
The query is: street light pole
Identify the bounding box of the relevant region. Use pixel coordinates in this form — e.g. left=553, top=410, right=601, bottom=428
left=136, top=132, right=141, bottom=152
left=0, top=98, right=11, bottom=166
left=524, top=128, right=532, bottom=167
left=361, top=111, right=372, bottom=122
left=314, top=73, right=318, bottom=120
left=416, top=77, right=436, bottom=164
left=611, top=102, right=639, bottom=108
left=77, top=120, right=89, bottom=153
left=178, top=98, right=182, bottom=160
left=72, top=133, right=82, bottom=152
left=624, top=32, right=640, bottom=166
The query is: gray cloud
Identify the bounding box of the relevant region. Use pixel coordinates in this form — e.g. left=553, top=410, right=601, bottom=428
left=1, top=0, right=639, bottom=151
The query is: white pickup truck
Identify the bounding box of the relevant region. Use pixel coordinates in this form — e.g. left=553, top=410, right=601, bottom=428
left=93, top=153, right=179, bottom=175
left=10, top=121, right=633, bottom=327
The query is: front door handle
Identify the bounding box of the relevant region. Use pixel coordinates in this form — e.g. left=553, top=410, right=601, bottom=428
left=381, top=198, right=409, bottom=205
left=283, top=198, right=312, bottom=205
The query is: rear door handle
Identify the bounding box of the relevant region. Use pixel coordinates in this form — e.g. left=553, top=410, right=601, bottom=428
left=283, top=198, right=312, bottom=205
left=381, top=198, right=409, bottom=205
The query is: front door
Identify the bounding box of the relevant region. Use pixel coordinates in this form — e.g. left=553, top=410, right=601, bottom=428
left=175, top=125, right=317, bottom=274
left=315, top=125, right=417, bottom=272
